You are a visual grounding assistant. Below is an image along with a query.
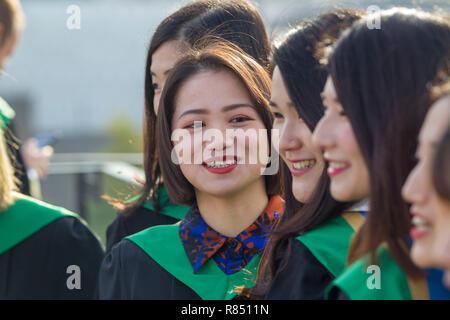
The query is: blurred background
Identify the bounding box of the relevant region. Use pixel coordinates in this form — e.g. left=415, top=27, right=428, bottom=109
left=0, top=0, right=448, bottom=245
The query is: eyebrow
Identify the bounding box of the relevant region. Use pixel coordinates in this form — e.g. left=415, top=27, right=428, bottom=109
left=269, top=100, right=294, bottom=108
left=177, top=103, right=256, bottom=120
left=150, top=69, right=173, bottom=78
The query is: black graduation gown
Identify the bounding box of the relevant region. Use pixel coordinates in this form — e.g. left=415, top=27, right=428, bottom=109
left=98, top=239, right=201, bottom=299
left=265, top=239, right=334, bottom=300
left=0, top=216, right=104, bottom=299
left=106, top=206, right=178, bottom=254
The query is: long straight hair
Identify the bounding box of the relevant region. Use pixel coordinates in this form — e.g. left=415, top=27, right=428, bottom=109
left=242, top=9, right=365, bottom=299
left=328, top=8, right=450, bottom=277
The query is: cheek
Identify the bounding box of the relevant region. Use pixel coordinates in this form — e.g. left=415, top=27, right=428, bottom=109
left=300, top=125, right=322, bottom=155
left=153, top=94, right=160, bottom=114
left=238, top=125, right=269, bottom=164
left=272, top=122, right=282, bottom=153
left=338, top=124, right=360, bottom=157
left=171, top=131, right=200, bottom=165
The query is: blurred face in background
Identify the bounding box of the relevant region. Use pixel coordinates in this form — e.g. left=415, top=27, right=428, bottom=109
left=271, top=67, right=324, bottom=203
left=402, top=94, right=450, bottom=268
left=151, top=40, right=185, bottom=114
left=312, top=77, right=370, bottom=202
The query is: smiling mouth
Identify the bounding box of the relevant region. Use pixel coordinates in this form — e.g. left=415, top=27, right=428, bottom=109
left=203, top=159, right=237, bottom=168
left=410, top=215, right=432, bottom=239
left=292, top=159, right=316, bottom=170
left=327, top=161, right=349, bottom=177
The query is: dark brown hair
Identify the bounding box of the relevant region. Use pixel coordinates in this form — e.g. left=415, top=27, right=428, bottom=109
left=157, top=41, right=280, bottom=205
left=434, top=123, right=450, bottom=200
left=241, top=9, right=365, bottom=299
left=180, top=0, right=270, bottom=70
left=328, top=8, right=450, bottom=277
left=116, top=0, right=271, bottom=215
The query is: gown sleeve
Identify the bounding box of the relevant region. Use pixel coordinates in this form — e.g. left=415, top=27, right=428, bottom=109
left=46, top=216, right=105, bottom=299
left=265, top=239, right=334, bottom=300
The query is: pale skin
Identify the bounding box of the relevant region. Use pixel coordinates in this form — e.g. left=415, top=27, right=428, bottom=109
left=171, top=69, right=269, bottom=237
left=402, top=94, right=450, bottom=269
left=270, top=67, right=324, bottom=203
left=312, top=77, right=370, bottom=202
left=151, top=40, right=186, bottom=114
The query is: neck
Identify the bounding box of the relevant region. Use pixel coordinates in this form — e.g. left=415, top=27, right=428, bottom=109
left=195, top=179, right=269, bottom=237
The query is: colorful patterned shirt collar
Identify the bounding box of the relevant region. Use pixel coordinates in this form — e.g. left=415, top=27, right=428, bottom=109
left=179, top=195, right=284, bottom=275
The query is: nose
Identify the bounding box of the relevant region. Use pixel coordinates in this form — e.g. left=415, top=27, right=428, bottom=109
left=278, top=121, right=302, bottom=153
left=312, top=115, right=334, bottom=151
left=402, top=164, right=427, bottom=205
left=203, top=127, right=234, bottom=157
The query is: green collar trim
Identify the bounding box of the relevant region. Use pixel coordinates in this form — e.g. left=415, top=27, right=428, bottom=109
left=126, top=224, right=260, bottom=300
left=126, top=185, right=189, bottom=220
left=295, top=212, right=363, bottom=278
left=0, top=196, right=78, bottom=255
left=0, top=97, right=15, bottom=130
left=326, top=246, right=421, bottom=300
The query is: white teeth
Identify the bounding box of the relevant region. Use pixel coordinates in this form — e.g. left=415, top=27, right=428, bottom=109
left=412, top=216, right=430, bottom=230
left=293, top=160, right=316, bottom=170
left=329, top=161, right=348, bottom=169
left=205, top=159, right=236, bottom=168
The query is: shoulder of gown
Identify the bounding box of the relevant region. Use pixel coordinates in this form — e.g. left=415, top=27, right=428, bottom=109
left=265, top=238, right=335, bottom=300
left=0, top=215, right=104, bottom=299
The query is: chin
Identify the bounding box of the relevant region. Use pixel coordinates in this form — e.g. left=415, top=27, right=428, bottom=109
left=330, top=185, right=350, bottom=202
left=410, top=243, right=435, bottom=268
left=292, top=188, right=312, bottom=204
left=196, top=183, right=242, bottom=198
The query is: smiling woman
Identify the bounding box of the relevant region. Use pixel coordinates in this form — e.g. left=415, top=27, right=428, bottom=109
left=319, top=8, right=450, bottom=300
left=104, top=0, right=272, bottom=255
left=98, top=41, right=283, bottom=300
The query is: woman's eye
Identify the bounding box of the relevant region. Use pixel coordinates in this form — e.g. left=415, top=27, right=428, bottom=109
left=184, top=121, right=204, bottom=129
left=273, top=112, right=283, bottom=119
left=231, top=116, right=251, bottom=123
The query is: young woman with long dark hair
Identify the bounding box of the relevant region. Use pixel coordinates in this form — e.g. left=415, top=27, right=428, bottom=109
left=402, top=75, right=449, bottom=266
left=239, top=9, right=366, bottom=300
left=98, top=42, right=282, bottom=299
left=313, top=7, right=450, bottom=299
left=402, top=75, right=450, bottom=288
left=433, top=125, right=450, bottom=288
left=105, top=0, right=271, bottom=253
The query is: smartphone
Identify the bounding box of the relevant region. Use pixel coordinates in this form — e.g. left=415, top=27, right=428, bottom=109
left=34, top=133, right=58, bottom=148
